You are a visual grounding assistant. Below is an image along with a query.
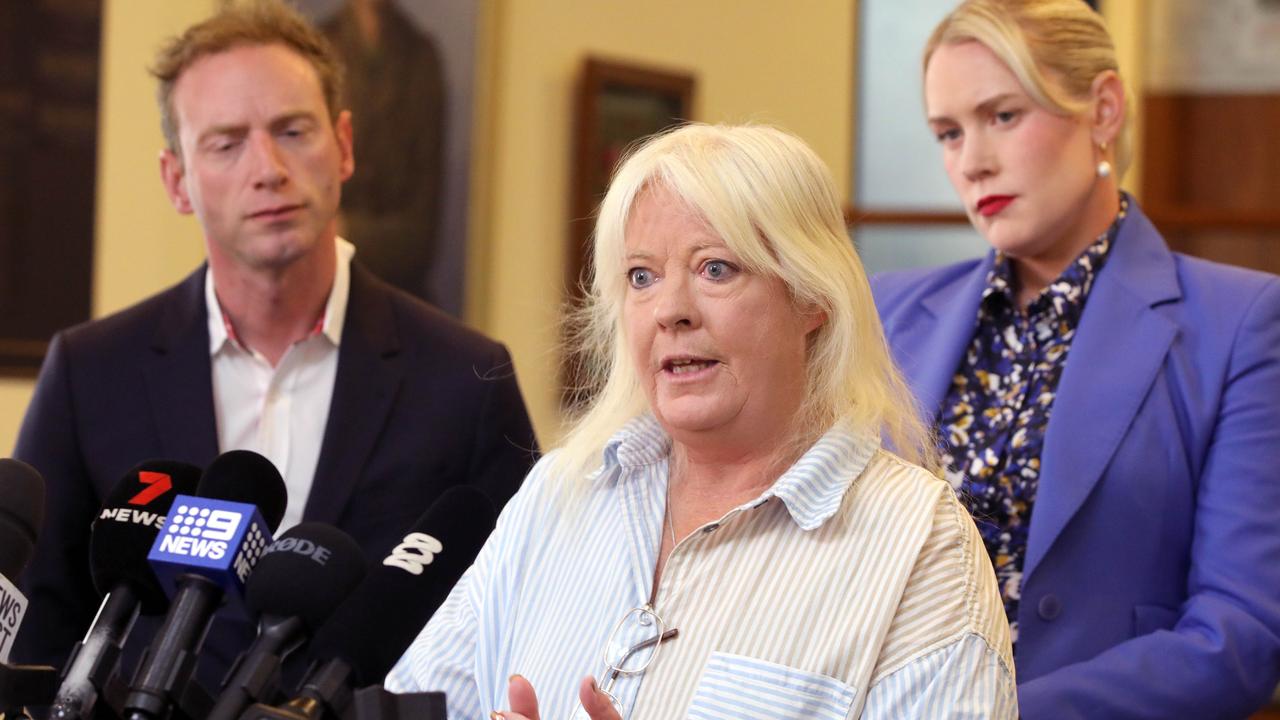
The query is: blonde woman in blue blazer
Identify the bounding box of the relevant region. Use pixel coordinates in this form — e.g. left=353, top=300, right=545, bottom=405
left=871, top=1, right=1280, bottom=717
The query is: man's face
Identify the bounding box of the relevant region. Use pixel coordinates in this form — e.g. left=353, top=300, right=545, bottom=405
left=160, top=43, right=354, bottom=273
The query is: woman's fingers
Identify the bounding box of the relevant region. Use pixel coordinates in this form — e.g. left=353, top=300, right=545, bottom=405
left=578, top=676, right=623, bottom=720
left=496, top=674, right=540, bottom=720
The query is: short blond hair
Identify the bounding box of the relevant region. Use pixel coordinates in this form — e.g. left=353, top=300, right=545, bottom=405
left=924, top=0, right=1132, bottom=177
left=555, top=123, right=938, bottom=483
left=151, top=0, right=344, bottom=154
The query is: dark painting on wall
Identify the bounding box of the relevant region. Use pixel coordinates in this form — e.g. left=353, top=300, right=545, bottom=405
left=562, top=57, right=695, bottom=408
left=0, top=1, right=100, bottom=374
left=292, top=0, right=477, bottom=317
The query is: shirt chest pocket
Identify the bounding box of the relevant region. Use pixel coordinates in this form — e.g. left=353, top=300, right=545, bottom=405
left=685, top=652, right=858, bottom=720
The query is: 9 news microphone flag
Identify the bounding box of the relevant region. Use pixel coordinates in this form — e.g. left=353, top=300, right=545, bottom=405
left=124, top=450, right=287, bottom=720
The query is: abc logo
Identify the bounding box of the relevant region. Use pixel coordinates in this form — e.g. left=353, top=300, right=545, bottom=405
left=383, top=532, right=443, bottom=575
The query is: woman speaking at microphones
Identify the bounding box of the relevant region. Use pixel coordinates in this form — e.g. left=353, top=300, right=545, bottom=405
left=386, top=124, right=1015, bottom=718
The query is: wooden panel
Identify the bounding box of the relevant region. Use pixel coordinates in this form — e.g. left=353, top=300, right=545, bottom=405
left=1142, top=93, right=1280, bottom=273
left=1143, top=94, right=1280, bottom=214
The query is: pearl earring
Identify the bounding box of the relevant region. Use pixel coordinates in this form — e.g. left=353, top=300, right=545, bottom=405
left=1097, top=160, right=1112, bottom=178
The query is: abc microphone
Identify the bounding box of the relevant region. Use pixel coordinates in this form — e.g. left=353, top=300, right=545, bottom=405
left=0, top=458, right=58, bottom=716
left=206, top=523, right=365, bottom=720
left=50, top=460, right=202, bottom=720
left=244, top=486, right=495, bottom=720
left=123, top=450, right=287, bottom=720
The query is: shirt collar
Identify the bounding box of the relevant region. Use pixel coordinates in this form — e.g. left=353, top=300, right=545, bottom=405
left=982, top=193, right=1129, bottom=319
left=206, top=237, right=355, bottom=355
left=599, top=415, right=881, bottom=531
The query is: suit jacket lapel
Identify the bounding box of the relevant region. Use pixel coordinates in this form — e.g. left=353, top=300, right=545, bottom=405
left=145, top=267, right=220, bottom=464
left=1024, top=206, right=1181, bottom=581
left=896, top=257, right=993, bottom=424
left=304, top=264, right=403, bottom=525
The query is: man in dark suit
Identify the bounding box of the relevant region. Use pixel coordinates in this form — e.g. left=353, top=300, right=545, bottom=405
left=11, top=0, right=537, bottom=691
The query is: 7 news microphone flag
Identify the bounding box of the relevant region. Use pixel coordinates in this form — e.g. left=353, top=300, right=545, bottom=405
left=52, top=460, right=202, bottom=720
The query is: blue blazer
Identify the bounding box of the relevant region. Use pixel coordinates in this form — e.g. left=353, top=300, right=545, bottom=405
left=12, top=262, right=538, bottom=692
left=871, top=203, right=1280, bottom=718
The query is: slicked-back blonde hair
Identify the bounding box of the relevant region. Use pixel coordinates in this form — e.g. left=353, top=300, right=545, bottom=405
left=554, top=123, right=938, bottom=484
left=151, top=0, right=344, bottom=156
left=923, top=0, right=1132, bottom=177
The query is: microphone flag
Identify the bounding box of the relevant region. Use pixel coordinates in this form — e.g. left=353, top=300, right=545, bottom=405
left=147, top=495, right=272, bottom=611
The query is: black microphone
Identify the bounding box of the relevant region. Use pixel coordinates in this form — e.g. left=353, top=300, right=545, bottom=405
left=50, top=460, right=202, bottom=720
left=245, top=486, right=496, bottom=720
left=0, top=458, right=44, bottom=662
left=206, top=523, right=365, bottom=720
left=123, top=450, right=287, bottom=720
left=0, top=458, right=58, bottom=716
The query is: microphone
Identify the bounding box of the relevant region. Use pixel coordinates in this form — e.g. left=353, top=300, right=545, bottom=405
left=50, top=460, right=202, bottom=720
left=0, top=458, right=58, bottom=716
left=123, top=450, right=287, bottom=720
left=206, top=523, right=365, bottom=720
left=0, top=458, right=44, bottom=663
left=245, top=486, right=496, bottom=720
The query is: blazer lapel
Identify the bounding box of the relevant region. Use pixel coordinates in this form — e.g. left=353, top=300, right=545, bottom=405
left=898, top=257, right=992, bottom=423
left=1023, top=207, right=1181, bottom=581
left=145, top=268, right=220, bottom=464
left=303, top=264, right=403, bottom=525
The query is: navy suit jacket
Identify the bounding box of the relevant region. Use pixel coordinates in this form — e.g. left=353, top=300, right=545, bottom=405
left=871, top=204, right=1280, bottom=718
left=12, top=262, right=538, bottom=692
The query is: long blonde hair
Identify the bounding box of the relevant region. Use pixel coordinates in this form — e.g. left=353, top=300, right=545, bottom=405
left=554, top=123, right=937, bottom=484
left=924, top=0, right=1133, bottom=177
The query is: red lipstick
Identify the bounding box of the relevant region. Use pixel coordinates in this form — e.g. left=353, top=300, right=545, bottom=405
left=976, top=195, right=1015, bottom=217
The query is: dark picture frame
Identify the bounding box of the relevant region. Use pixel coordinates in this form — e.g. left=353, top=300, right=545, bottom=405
left=0, top=2, right=101, bottom=375
left=562, top=57, right=695, bottom=407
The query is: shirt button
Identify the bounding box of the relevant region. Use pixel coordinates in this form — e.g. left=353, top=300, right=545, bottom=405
left=1038, top=594, right=1062, bottom=621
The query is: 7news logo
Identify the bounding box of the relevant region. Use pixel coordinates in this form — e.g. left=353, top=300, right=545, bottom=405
left=98, top=471, right=177, bottom=529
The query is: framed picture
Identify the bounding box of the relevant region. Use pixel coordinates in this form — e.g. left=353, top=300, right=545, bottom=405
left=0, top=1, right=100, bottom=374
left=563, top=57, right=695, bottom=407
left=291, top=0, right=479, bottom=316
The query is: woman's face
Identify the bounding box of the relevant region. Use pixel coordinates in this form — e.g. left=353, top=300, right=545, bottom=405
left=622, top=185, right=821, bottom=451
left=924, top=41, right=1099, bottom=262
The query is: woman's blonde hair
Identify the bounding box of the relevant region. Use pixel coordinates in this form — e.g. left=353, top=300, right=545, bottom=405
left=923, top=0, right=1132, bottom=177
left=553, top=123, right=937, bottom=484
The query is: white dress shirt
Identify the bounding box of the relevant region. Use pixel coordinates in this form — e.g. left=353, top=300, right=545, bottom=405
left=387, top=414, right=1016, bottom=718
left=205, top=238, right=354, bottom=530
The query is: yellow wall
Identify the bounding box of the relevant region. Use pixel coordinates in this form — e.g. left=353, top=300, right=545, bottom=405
left=1, top=0, right=1146, bottom=452
left=472, top=0, right=856, bottom=444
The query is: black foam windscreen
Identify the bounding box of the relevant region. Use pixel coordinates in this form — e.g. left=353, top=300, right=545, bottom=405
left=89, top=460, right=203, bottom=614
left=197, top=450, right=288, bottom=532
left=0, top=458, right=45, bottom=580
left=245, top=522, right=366, bottom=631
left=307, top=486, right=497, bottom=685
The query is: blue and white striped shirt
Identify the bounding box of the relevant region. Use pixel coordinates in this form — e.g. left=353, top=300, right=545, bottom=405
left=387, top=415, right=1016, bottom=718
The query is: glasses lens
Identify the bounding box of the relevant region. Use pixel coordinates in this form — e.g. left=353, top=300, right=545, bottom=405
left=604, top=607, right=665, bottom=674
